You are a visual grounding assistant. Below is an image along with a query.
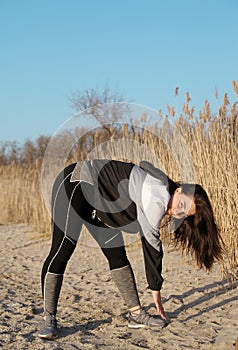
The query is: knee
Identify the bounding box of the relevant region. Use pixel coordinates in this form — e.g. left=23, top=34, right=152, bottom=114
left=48, top=237, right=76, bottom=274
left=109, top=257, right=130, bottom=270
left=102, top=247, right=130, bottom=270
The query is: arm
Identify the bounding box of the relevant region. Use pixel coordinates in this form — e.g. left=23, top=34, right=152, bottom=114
left=152, top=290, right=166, bottom=319
left=141, top=236, right=164, bottom=290
left=141, top=236, right=166, bottom=318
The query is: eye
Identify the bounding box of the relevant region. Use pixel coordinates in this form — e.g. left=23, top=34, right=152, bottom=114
left=178, top=201, right=184, bottom=209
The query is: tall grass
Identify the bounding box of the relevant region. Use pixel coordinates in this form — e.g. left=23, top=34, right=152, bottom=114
left=0, top=85, right=237, bottom=278
left=0, top=160, right=50, bottom=234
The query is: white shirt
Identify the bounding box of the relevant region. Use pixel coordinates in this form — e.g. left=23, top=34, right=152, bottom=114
left=129, top=165, right=170, bottom=251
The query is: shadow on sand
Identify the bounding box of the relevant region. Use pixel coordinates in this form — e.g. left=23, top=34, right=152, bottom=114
left=56, top=315, right=113, bottom=340
left=149, top=277, right=238, bottom=320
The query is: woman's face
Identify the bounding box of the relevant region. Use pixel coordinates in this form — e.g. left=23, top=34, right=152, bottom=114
left=169, top=188, right=196, bottom=219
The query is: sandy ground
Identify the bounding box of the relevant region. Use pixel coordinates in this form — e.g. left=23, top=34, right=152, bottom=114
left=0, top=224, right=237, bottom=350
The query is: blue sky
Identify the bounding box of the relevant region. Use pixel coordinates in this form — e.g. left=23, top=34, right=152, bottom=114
left=0, top=0, right=237, bottom=143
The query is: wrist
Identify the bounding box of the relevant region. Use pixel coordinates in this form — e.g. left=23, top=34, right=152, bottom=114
left=152, top=290, right=161, bottom=295
left=152, top=290, right=162, bottom=302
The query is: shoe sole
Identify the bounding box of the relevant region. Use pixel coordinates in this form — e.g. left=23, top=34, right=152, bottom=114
left=128, top=324, right=147, bottom=329
left=38, top=332, right=57, bottom=340
left=128, top=323, right=165, bottom=329
left=128, top=320, right=170, bottom=329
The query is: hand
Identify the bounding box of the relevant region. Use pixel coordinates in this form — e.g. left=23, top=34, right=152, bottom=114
left=152, top=290, right=166, bottom=320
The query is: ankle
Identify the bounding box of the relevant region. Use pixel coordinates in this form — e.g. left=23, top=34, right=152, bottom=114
left=129, top=306, right=142, bottom=316
left=44, top=312, right=56, bottom=320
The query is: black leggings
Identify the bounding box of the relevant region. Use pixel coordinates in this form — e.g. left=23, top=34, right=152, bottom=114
left=41, top=163, right=130, bottom=292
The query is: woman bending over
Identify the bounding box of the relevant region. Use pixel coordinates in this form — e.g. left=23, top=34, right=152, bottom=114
left=39, top=159, right=223, bottom=339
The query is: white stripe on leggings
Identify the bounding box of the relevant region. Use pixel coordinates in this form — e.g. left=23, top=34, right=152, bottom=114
left=46, top=171, right=79, bottom=274
left=52, top=171, right=74, bottom=225
left=64, top=181, right=81, bottom=237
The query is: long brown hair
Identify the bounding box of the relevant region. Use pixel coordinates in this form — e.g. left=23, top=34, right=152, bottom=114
left=140, top=161, right=223, bottom=269
left=172, top=184, right=224, bottom=270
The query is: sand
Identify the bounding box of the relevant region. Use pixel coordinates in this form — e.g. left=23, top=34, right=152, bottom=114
left=0, top=224, right=237, bottom=350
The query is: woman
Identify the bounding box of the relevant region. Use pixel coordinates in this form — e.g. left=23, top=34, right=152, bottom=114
left=39, top=159, right=223, bottom=339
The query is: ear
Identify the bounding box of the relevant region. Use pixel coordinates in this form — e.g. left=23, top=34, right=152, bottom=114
left=175, top=187, right=182, bottom=194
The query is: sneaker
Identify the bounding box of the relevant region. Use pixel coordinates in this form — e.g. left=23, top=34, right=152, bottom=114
left=38, top=312, right=57, bottom=340
left=128, top=309, right=169, bottom=329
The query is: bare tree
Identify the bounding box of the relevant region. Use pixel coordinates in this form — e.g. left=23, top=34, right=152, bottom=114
left=69, top=85, right=130, bottom=129
left=22, top=139, right=37, bottom=163
left=35, top=135, right=51, bottom=159
left=0, top=141, right=21, bottom=165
